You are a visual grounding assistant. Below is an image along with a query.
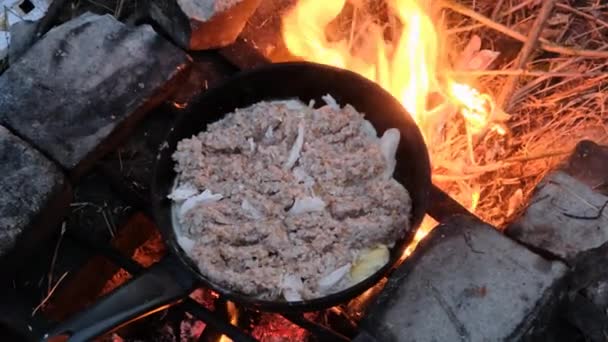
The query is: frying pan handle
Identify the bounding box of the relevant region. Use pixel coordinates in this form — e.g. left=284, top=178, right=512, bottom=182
left=43, top=254, right=196, bottom=342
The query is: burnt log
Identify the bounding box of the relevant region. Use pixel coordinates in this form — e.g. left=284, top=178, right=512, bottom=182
left=148, top=0, right=262, bottom=50
left=0, top=13, right=191, bottom=180
left=358, top=215, right=568, bottom=341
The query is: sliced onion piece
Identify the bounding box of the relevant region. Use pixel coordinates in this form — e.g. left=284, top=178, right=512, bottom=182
left=380, top=128, right=400, bottom=179
left=247, top=137, right=256, bottom=152
left=281, top=274, right=303, bottom=302
left=284, top=122, right=305, bottom=170
left=360, top=120, right=378, bottom=140
left=168, top=182, right=198, bottom=202
left=288, top=196, right=326, bottom=215
left=350, top=245, right=390, bottom=283
left=176, top=235, right=196, bottom=254
left=264, top=126, right=274, bottom=139
left=179, top=189, right=223, bottom=217
left=321, top=94, right=340, bottom=110
left=318, top=263, right=351, bottom=293
left=241, top=199, right=263, bottom=220
left=286, top=100, right=307, bottom=110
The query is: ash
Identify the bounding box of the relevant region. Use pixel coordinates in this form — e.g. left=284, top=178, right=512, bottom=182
left=170, top=97, right=411, bottom=300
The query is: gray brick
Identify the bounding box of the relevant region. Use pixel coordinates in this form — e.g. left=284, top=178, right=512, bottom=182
left=0, top=13, right=190, bottom=178
left=507, top=141, right=608, bottom=262
left=508, top=171, right=608, bottom=261
left=359, top=216, right=567, bottom=341
left=8, top=19, right=37, bottom=64
left=505, top=141, right=608, bottom=340
left=0, top=125, right=70, bottom=263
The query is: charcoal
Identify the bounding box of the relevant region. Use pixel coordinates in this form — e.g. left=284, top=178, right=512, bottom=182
left=0, top=13, right=190, bottom=179
left=0, top=125, right=71, bottom=272
left=359, top=215, right=567, bottom=341
left=507, top=140, right=608, bottom=262
left=0, top=287, right=50, bottom=341
left=559, top=241, right=608, bottom=340
left=562, top=140, right=608, bottom=193
left=561, top=293, right=608, bottom=342
left=148, top=0, right=262, bottom=50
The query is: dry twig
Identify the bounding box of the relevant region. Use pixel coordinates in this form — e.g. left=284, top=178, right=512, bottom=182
left=497, top=0, right=557, bottom=111
left=115, top=0, right=126, bottom=18
left=47, top=222, right=67, bottom=293
left=556, top=3, right=608, bottom=31
left=449, top=69, right=603, bottom=77
left=32, top=271, right=69, bottom=316
left=490, top=0, right=505, bottom=19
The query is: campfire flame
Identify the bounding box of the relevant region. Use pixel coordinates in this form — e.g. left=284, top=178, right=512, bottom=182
left=282, top=0, right=439, bottom=125
left=218, top=301, right=239, bottom=342
left=282, top=0, right=506, bottom=244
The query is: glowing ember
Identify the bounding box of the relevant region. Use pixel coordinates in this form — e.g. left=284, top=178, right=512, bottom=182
left=251, top=313, right=309, bottom=341
left=282, top=0, right=507, bottom=254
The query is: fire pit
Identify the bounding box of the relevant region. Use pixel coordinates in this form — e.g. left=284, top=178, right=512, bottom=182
left=0, top=0, right=607, bottom=341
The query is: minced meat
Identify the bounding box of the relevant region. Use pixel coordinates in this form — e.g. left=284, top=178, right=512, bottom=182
left=170, top=97, right=412, bottom=300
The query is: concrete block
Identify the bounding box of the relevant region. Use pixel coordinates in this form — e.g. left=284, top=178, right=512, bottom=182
left=359, top=216, right=567, bottom=341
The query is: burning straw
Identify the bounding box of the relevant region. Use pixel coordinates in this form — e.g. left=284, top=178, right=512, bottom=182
left=281, top=0, right=608, bottom=229
left=439, top=0, right=608, bottom=226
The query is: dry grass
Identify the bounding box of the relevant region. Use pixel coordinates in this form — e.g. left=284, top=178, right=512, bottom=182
left=319, top=0, right=608, bottom=227
left=434, top=0, right=608, bottom=227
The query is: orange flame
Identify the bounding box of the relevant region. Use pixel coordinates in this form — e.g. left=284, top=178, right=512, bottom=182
left=218, top=301, right=239, bottom=342
left=282, top=0, right=503, bottom=144
left=400, top=215, right=438, bottom=261
left=283, top=0, right=440, bottom=127
left=283, top=0, right=502, bottom=140
left=282, top=0, right=506, bottom=249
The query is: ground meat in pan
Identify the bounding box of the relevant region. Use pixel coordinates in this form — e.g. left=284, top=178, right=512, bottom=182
left=170, top=97, right=412, bottom=300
